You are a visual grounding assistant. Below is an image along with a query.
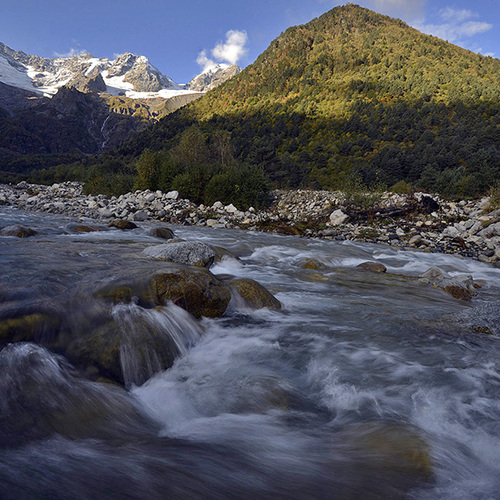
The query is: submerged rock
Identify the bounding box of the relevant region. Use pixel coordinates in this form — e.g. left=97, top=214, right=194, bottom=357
left=0, top=343, right=156, bottom=446
left=72, top=224, right=101, bottom=233
left=144, top=241, right=216, bottom=268
left=0, top=225, right=35, bottom=238
left=228, top=278, right=282, bottom=310
left=300, top=258, right=326, bottom=270
left=357, top=261, right=387, bottom=273
left=336, top=422, right=434, bottom=494
left=150, top=227, right=175, bottom=240
left=108, top=220, right=138, bottom=230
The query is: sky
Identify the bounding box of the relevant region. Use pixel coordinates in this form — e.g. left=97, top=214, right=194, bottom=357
left=0, top=0, right=498, bottom=83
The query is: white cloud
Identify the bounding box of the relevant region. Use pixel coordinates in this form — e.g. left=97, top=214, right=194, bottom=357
left=53, top=47, right=87, bottom=58
left=415, top=7, right=492, bottom=44
left=197, top=30, right=248, bottom=72
left=439, top=7, right=477, bottom=23
left=196, top=50, right=216, bottom=73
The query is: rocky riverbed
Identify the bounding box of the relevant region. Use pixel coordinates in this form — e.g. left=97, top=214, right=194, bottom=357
left=1, top=180, right=500, bottom=265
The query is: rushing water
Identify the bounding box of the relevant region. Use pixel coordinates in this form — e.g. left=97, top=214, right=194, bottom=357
left=1, top=207, right=500, bottom=499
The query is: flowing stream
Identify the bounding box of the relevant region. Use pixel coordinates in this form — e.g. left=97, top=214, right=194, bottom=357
left=1, top=207, right=500, bottom=499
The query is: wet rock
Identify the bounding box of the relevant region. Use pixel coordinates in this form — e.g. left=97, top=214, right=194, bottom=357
left=419, top=267, right=445, bottom=281
left=152, top=268, right=231, bottom=318
left=433, top=275, right=476, bottom=301
left=357, top=261, right=387, bottom=273
left=0, top=313, right=59, bottom=345
left=0, top=225, right=35, bottom=238
left=300, top=258, right=326, bottom=270
left=67, top=316, right=183, bottom=386
left=108, top=219, right=138, bottom=230
left=419, top=267, right=476, bottom=301
left=144, top=241, right=216, bottom=268
left=72, top=224, right=101, bottom=233
left=150, top=227, right=175, bottom=240
left=228, top=278, right=281, bottom=310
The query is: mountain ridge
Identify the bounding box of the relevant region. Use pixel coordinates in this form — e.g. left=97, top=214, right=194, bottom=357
left=100, top=3, right=498, bottom=198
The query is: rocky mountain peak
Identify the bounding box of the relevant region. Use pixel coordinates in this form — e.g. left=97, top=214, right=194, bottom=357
left=188, top=64, right=241, bottom=92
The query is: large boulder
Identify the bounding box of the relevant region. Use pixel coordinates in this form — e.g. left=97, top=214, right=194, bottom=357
left=144, top=241, right=216, bottom=267
left=0, top=225, right=35, bottom=237
left=66, top=318, right=183, bottom=386
left=152, top=268, right=231, bottom=318
left=228, top=278, right=281, bottom=310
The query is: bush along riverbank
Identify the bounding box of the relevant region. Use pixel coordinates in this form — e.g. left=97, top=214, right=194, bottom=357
left=1, top=181, right=500, bottom=265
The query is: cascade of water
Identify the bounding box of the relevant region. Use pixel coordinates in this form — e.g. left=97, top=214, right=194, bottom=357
left=112, top=301, right=203, bottom=387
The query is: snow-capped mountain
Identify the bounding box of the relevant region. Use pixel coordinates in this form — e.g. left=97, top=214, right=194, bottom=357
left=188, top=64, right=241, bottom=92
left=0, top=41, right=241, bottom=162
left=0, top=42, right=240, bottom=99
left=0, top=42, right=197, bottom=99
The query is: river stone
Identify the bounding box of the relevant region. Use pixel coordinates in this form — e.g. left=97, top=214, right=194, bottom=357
left=144, top=241, right=216, bottom=267
left=0, top=225, right=35, bottom=238
left=108, top=220, right=138, bottom=230
left=72, top=224, right=101, bottom=233
left=152, top=268, right=231, bottom=318
left=300, top=258, right=326, bottom=270
left=150, top=227, right=175, bottom=240
left=357, top=261, right=387, bottom=273
left=420, top=267, right=445, bottom=280
left=329, top=209, right=349, bottom=226
left=228, top=278, right=281, bottom=310
left=433, top=275, right=476, bottom=301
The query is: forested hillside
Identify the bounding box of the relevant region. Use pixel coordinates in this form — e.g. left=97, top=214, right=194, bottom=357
left=28, top=4, right=500, bottom=202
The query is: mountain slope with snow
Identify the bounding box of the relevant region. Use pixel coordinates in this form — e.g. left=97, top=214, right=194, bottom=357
left=0, top=42, right=198, bottom=99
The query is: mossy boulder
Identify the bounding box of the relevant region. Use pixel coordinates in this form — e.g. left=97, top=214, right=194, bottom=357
left=228, top=278, right=281, bottom=310
left=152, top=268, right=231, bottom=318
left=300, top=258, right=326, bottom=270
left=0, top=313, right=60, bottom=345
left=0, top=225, right=35, bottom=238
left=108, top=220, right=138, bottom=230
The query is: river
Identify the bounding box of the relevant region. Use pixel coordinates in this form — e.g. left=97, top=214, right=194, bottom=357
left=1, top=207, right=500, bottom=499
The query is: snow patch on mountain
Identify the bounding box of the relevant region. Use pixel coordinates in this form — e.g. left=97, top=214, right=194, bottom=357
left=0, top=53, right=38, bottom=93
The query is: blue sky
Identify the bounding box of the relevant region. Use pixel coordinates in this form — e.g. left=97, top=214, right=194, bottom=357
left=1, top=0, right=498, bottom=83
